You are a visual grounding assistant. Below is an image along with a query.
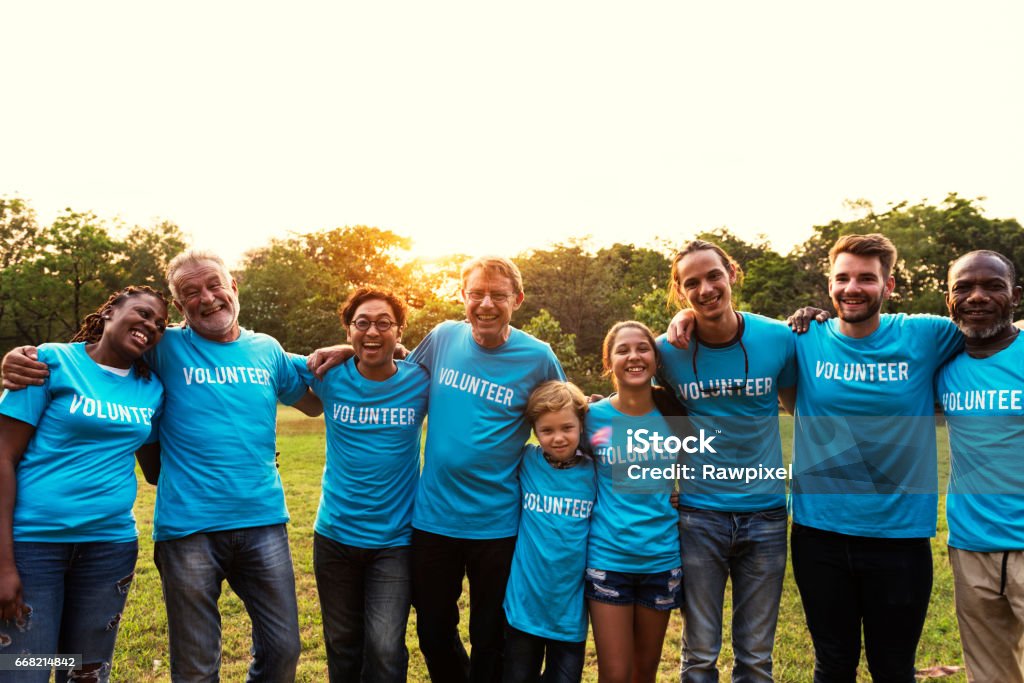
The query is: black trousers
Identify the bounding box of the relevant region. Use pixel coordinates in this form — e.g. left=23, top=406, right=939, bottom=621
left=791, top=523, right=933, bottom=683
left=412, top=529, right=517, bottom=683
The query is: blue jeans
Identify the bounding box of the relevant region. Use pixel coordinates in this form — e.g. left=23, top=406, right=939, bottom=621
left=501, top=625, right=585, bottom=683
left=677, top=506, right=787, bottom=683
left=0, top=540, right=138, bottom=683
left=312, top=533, right=411, bottom=683
left=153, top=524, right=300, bottom=683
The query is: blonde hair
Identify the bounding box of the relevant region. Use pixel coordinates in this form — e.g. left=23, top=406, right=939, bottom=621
left=461, top=255, right=524, bottom=294
left=166, top=249, right=233, bottom=301
left=668, top=240, right=744, bottom=309
left=526, top=380, right=588, bottom=427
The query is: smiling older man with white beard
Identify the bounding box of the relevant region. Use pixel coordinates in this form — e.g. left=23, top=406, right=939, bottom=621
left=2, top=249, right=322, bottom=683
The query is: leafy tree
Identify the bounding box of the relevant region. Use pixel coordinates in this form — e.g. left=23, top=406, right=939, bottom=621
left=632, top=287, right=674, bottom=335
left=0, top=198, right=41, bottom=344
left=121, top=221, right=188, bottom=291
left=521, top=309, right=607, bottom=396
left=403, top=298, right=464, bottom=349
left=12, top=210, right=123, bottom=342
left=237, top=225, right=440, bottom=353
left=788, top=195, right=1024, bottom=316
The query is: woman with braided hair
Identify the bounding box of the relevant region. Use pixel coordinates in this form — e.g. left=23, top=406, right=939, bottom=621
left=0, top=286, right=167, bottom=683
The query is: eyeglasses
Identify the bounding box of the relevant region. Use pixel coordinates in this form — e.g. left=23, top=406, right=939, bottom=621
left=465, top=290, right=515, bottom=303
left=351, top=318, right=395, bottom=332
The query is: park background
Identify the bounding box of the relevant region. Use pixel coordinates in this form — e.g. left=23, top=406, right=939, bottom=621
left=3, top=1, right=1023, bottom=680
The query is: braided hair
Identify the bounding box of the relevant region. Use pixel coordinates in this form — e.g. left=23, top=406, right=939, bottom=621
left=70, top=285, right=169, bottom=380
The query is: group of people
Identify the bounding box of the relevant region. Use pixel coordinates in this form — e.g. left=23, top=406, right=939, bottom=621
left=0, top=234, right=1019, bottom=683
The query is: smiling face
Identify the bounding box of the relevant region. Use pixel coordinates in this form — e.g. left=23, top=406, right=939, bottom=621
left=462, top=267, right=524, bottom=348
left=348, top=298, right=401, bottom=377
left=606, top=325, right=657, bottom=390
left=101, top=292, right=168, bottom=363
left=534, top=406, right=582, bottom=462
left=675, top=249, right=736, bottom=323
left=828, top=252, right=894, bottom=326
left=171, top=259, right=241, bottom=342
left=947, top=252, right=1021, bottom=339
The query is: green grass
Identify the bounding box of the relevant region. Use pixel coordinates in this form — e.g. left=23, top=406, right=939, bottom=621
left=111, top=409, right=966, bottom=682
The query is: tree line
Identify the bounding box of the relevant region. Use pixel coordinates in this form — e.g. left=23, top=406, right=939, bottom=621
left=2, top=193, right=1022, bottom=394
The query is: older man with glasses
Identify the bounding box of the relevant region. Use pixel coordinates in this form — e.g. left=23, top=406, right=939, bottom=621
left=311, top=255, right=564, bottom=683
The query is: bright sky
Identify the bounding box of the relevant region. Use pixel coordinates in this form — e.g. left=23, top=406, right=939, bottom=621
left=3, top=1, right=1022, bottom=267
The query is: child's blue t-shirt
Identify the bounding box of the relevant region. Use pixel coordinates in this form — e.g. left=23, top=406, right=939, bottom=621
left=407, top=321, right=564, bottom=539
left=503, top=445, right=597, bottom=642
left=294, top=357, right=429, bottom=548
left=585, top=398, right=680, bottom=572
left=937, top=333, right=1024, bottom=552
left=0, top=343, right=163, bottom=542
left=792, top=314, right=962, bottom=538
left=657, top=313, right=795, bottom=512
left=147, top=326, right=307, bottom=541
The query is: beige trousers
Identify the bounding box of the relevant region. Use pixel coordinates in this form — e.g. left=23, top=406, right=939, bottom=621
left=950, top=546, right=1024, bottom=683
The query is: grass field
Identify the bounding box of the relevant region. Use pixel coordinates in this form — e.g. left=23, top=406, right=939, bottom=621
left=110, top=409, right=966, bottom=682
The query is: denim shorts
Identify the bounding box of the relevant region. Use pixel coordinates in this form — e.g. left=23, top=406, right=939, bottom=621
left=584, top=566, right=682, bottom=611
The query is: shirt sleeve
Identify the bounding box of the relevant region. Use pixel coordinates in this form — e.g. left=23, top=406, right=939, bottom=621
left=288, top=353, right=323, bottom=396
left=917, top=315, right=965, bottom=365
left=145, top=393, right=164, bottom=445
left=0, top=346, right=55, bottom=427
left=274, top=343, right=309, bottom=405
left=540, top=342, right=566, bottom=382
left=778, top=331, right=797, bottom=389
left=407, top=323, right=441, bottom=371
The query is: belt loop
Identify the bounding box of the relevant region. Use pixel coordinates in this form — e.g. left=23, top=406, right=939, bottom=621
left=1000, top=551, right=1010, bottom=597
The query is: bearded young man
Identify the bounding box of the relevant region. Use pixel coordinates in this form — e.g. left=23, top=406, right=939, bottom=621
left=788, top=233, right=963, bottom=683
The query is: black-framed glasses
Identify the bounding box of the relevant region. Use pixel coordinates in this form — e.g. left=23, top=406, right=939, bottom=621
left=351, top=318, right=395, bottom=332
left=465, top=290, right=515, bottom=303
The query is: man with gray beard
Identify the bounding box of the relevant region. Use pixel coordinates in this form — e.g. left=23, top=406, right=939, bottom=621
left=936, top=250, right=1024, bottom=683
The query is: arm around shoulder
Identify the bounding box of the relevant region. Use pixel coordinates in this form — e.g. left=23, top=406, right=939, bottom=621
left=1, top=346, right=48, bottom=390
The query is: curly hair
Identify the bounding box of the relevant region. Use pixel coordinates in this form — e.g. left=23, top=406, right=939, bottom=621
left=70, top=285, right=169, bottom=380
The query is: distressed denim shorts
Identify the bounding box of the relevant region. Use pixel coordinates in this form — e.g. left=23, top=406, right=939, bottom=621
left=584, top=566, right=682, bottom=611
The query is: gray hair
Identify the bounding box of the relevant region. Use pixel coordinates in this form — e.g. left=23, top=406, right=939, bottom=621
left=166, top=249, right=233, bottom=301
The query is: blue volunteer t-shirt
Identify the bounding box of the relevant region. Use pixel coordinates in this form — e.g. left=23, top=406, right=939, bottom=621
left=407, top=321, right=564, bottom=539
left=585, top=398, right=680, bottom=572
left=294, top=356, right=429, bottom=548
left=148, top=327, right=307, bottom=541
left=792, top=314, right=962, bottom=538
left=937, top=334, right=1024, bottom=552
left=0, top=343, right=163, bottom=542
left=657, top=313, right=795, bottom=512
left=504, top=445, right=596, bottom=642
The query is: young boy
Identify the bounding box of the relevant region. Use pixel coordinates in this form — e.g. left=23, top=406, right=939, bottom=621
left=502, top=381, right=598, bottom=683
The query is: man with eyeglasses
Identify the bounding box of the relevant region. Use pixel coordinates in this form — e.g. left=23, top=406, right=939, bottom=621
left=291, top=287, right=429, bottom=682
left=310, top=255, right=564, bottom=683
left=409, top=256, right=564, bottom=683
left=660, top=239, right=796, bottom=683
